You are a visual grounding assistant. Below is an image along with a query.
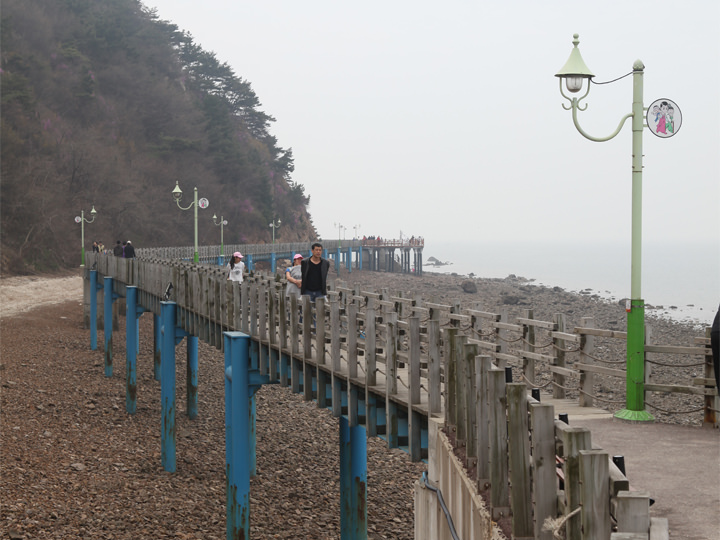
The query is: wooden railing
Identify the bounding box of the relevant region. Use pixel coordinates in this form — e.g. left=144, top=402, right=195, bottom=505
left=85, top=252, right=712, bottom=539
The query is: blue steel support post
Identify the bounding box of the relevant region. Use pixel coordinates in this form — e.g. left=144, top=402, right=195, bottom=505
left=126, top=287, right=140, bottom=414
left=224, top=331, right=251, bottom=540
left=358, top=247, right=363, bottom=270
left=271, top=252, right=276, bottom=274
left=90, top=270, right=98, bottom=350
left=187, top=335, right=199, bottom=419
left=154, top=314, right=161, bottom=381
left=351, top=423, right=368, bottom=538
left=340, top=417, right=368, bottom=538
left=340, top=417, right=352, bottom=537
left=246, top=254, right=254, bottom=272
left=336, top=247, right=341, bottom=275
left=160, top=301, right=177, bottom=473
left=347, top=247, right=353, bottom=273
left=103, top=276, right=113, bottom=377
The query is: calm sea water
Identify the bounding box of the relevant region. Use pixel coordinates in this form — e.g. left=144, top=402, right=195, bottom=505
left=423, top=241, right=719, bottom=326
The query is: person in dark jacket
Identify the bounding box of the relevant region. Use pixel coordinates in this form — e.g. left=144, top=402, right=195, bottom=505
left=113, top=240, right=123, bottom=257
left=300, top=243, right=330, bottom=301
left=124, top=240, right=136, bottom=259
left=712, top=305, right=719, bottom=394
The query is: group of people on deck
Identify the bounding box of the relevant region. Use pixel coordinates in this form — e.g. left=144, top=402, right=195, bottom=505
left=225, top=242, right=330, bottom=302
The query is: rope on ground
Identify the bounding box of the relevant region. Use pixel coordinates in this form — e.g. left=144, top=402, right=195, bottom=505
left=543, top=507, right=581, bottom=540
left=644, top=402, right=705, bottom=414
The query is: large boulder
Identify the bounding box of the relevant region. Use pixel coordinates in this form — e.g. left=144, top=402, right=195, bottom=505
left=461, top=280, right=477, bottom=294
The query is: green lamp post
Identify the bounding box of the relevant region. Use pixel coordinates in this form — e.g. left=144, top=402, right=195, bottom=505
left=213, top=214, right=227, bottom=264
left=172, top=182, right=209, bottom=264
left=556, top=33, right=653, bottom=422
left=75, top=206, right=97, bottom=267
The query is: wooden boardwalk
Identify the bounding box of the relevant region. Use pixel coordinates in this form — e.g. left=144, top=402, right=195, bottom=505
left=83, top=251, right=709, bottom=540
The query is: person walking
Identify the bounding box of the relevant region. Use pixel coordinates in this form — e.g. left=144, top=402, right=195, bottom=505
left=227, top=252, right=245, bottom=282
left=712, top=304, right=719, bottom=394
left=124, top=240, right=136, bottom=259
left=300, top=243, right=330, bottom=301
left=285, top=254, right=303, bottom=299
left=113, top=241, right=123, bottom=257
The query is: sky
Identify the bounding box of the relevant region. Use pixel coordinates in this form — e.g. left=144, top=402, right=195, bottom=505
left=144, top=0, right=719, bottom=251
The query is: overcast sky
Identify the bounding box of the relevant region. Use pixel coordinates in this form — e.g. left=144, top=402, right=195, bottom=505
left=145, top=0, right=719, bottom=250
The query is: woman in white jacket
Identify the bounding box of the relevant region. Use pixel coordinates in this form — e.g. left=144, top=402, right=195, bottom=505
left=227, top=252, right=245, bottom=282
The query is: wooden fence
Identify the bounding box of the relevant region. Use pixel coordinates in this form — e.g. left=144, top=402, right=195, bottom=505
left=85, top=252, right=715, bottom=539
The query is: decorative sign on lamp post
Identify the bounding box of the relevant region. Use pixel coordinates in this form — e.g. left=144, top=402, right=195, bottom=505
left=172, top=181, right=209, bottom=263
left=75, top=206, right=97, bottom=267
left=556, top=33, right=681, bottom=422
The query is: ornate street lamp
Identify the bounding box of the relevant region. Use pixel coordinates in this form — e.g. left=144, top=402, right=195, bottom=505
left=75, top=206, right=97, bottom=266
left=269, top=218, right=281, bottom=246
left=556, top=33, right=663, bottom=421
left=172, top=181, right=209, bottom=263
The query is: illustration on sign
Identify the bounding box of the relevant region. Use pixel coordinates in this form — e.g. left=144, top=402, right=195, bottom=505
left=647, top=98, right=681, bottom=138
left=198, top=198, right=210, bottom=209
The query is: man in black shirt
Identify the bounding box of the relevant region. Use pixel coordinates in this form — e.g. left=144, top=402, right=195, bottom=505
left=300, top=242, right=330, bottom=301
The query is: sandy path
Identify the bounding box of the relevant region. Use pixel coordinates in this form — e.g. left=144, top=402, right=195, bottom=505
left=0, top=275, right=83, bottom=318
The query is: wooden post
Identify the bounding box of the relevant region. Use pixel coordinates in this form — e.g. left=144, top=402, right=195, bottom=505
left=428, top=319, right=442, bottom=416
left=522, top=309, right=536, bottom=385
left=463, top=342, right=479, bottom=465
left=302, top=296, right=313, bottom=402
left=579, top=317, right=595, bottom=407
left=454, top=334, right=468, bottom=452
left=579, top=450, right=611, bottom=540
left=408, top=316, right=422, bottom=462
left=475, top=355, right=493, bottom=491
left=615, top=491, right=650, bottom=534
left=488, top=367, right=510, bottom=519
left=331, top=298, right=342, bottom=417
left=444, top=328, right=458, bottom=433
left=558, top=424, right=591, bottom=540
left=553, top=313, right=566, bottom=399
left=386, top=319, right=398, bottom=448
left=365, top=298, right=377, bottom=437
left=507, top=383, right=533, bottom=539
left=347, top=302, right=358, bottom=380
left=530, top=403, right=556, bottom=540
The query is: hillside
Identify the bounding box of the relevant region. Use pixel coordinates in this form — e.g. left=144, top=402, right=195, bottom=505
left=1, top=0, right=317, bottom=274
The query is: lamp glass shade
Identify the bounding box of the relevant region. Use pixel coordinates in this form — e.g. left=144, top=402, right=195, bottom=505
left=172, top=182, right=183, bottom=199
left=565, top=76, right=584, bottom=93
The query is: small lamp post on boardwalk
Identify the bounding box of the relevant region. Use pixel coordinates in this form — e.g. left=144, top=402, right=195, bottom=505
left=75, top=206, right=97, bottom=267
left=213, top=214, right=227, bottom=265
left=172, top=182, right=209, bottom=264
left=269, top=218, right=281, bottom=246
left=556, top=33, right=668, bottom=422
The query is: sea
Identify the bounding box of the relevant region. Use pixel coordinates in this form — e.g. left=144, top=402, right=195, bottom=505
left=423, top=241, right=719, bottom=327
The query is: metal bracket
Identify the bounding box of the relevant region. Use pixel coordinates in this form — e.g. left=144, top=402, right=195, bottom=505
left=174, top=326, right=190, bottom=345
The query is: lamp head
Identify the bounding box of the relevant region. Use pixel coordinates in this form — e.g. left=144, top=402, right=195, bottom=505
left=90, top=206, right=97, bottom=216
left=555, top=33, right=595, bottom=93
left=172, top=181, right=183, bottom=201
